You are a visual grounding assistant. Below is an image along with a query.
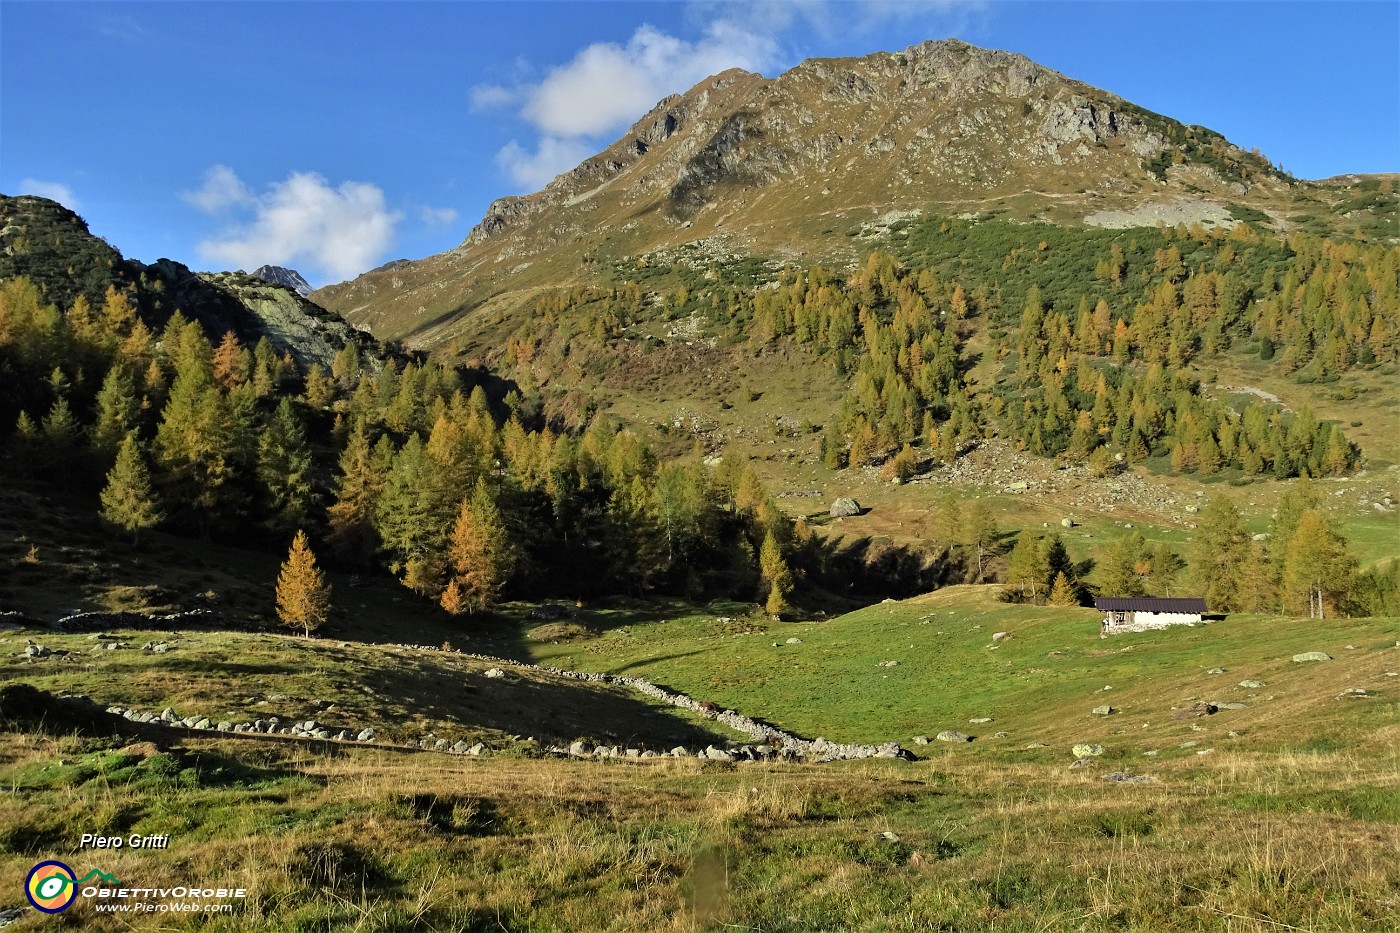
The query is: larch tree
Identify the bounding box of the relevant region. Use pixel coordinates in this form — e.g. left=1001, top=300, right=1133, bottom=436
left=1190, top=496, right=1250, bottom=611
left=326, top=421, right=388, bottom=566
left=99, top=433, right=163, bottom=543
left=447, top=480, right=515, bottom=613
left=1005, top=531, right=1049, bottom=603
left=1048, top=571, right=1079, bottom=606
left=759, top=529, right=793, bottom=618
left=962, top=499, right=998, bottom=580
left=276, top=529, right=331, bottom=636
left=1281, top=510, right=1355, bottom=618
left=91, top=364, right=140, bottom=458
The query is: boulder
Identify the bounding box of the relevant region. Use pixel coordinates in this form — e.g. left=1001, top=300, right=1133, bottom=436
left=704, top=746, right=734, bottom=761
left=785, top=637, right=802, bottom=644
left=1061, top=518, right=1075, bottom=528
left=357, top=728, right=376, bottom=742
left=912, top=735, right=930, bottom=745
left=829, top=498, right=862, bottom=517
left=936, top=730, right=972, bottom=743
left=1069, top=758, right=1096, bottom=769
left=1292, top=652, right=1332, bottom=662
left=1071, top=743, right=1104, bottom=758
left=569, top=740, right=589, bottom=756
left=968, top=717, right=994, bottom=724
left=1091, top=706, right=1115, bottom=716
left=992, top=631, right=1011, bottom=642
left=669, top=746, right=690, bottom=757
left=483, top=668, right=507, bottom=679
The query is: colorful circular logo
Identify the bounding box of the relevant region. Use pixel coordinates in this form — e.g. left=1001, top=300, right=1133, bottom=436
left=26, top=860, right=78, bottom=913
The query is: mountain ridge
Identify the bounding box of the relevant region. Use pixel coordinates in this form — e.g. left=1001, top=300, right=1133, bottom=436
left=310, top=38, right=1387, bottom=350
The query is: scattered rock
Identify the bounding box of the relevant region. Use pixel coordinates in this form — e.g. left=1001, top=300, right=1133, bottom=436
left=936, top=730, right=972, bottom=743
left=1292, top=652, right=1332, bottom=663
left=1091, top=706, right=1115, bottom=716
left=992, top=631, right=1011, bottom=642
left=1069, top=758, right=1096, bottom=769
left=912, top=735, right=930, bottom=745
left=829, top=497, right=862, bottom=517
left=1061, top=518, right=1075, bottom=528
left=1025, top=743, right=1049, bottom=749
left=1102, top=772, right=1154, bottom=783
left=1207, top=668, right=1226, bottom=674
left=1238, top=680, right=1265, bottom=689
left=785, top=637, right=802, bottom=644
left=1071, top=743, right=1104, bottom=758
left=483, top=667, right=508, bottom=678
left=968, top=717, right=994, bottom=724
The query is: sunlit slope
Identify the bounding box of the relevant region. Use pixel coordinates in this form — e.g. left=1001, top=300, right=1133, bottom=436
left=527, top=586, right=1400, bottom=751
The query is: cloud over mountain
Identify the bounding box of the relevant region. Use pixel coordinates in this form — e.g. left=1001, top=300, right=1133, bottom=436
left=474, top=20, right=780, bottom=190
left=187, top=167, right=400, bottom=285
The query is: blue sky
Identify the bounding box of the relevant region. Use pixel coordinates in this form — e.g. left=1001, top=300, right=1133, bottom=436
left=3, top=1, right=1396, bottom=287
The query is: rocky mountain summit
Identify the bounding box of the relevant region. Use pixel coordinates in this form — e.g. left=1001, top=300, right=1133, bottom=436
left=313, top=38, right=1317, bottom=348
left=252, top=264, right=313, bottom=297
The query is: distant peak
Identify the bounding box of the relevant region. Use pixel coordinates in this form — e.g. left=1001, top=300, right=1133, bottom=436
left=252, top=265, right=313, bottom=297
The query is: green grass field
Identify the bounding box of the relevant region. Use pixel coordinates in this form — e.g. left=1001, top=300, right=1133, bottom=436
left=521, top=586, right=1400, bottom=755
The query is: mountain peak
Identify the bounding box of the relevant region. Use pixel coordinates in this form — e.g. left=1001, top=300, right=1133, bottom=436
left=252, top=265, right=313, bottom=297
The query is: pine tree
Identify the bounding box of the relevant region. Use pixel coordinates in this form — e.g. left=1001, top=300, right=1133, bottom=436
left=99, top=433, right=163, bottom=543
left=276, top=530, right=331, bottom=636
left=447, top=481, right=515, bottom=612
left=256, top=397, right=315, bottom=534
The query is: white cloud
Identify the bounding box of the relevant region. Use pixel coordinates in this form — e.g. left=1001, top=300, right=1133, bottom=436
left=191, top=168, right=400, bottom=284
left=518, top=23, right=774, bottom=137
left=483, top=19, right=781, bottom=192
left=420, top=206, right=459, bottom=226
left=468, top=84, right=521, bottom=112
left=495, top=137, right=597, bottom=191
left=182, top=164, right=252, bottom=213
left=17, top=178, right=80, bottom=210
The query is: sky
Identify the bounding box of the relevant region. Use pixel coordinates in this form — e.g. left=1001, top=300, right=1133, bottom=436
left=2, top=1, right=1397, bottom=288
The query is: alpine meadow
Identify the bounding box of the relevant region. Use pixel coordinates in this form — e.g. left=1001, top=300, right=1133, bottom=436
left=1, top=14, right=1397, bottom=933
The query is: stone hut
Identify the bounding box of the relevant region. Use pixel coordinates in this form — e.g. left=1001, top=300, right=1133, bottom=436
left=1094, top=597, right=1207, bottom=634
